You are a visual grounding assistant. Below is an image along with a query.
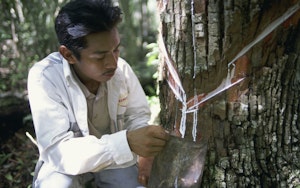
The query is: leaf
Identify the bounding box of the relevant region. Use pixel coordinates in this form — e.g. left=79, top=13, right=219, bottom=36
left=0, top=153, right=13, bottom=166
left=5, top=173, right=13, bottom=181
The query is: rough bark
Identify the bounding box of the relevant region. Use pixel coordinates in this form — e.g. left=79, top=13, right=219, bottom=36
left=157, top=0, right=300, bottom=187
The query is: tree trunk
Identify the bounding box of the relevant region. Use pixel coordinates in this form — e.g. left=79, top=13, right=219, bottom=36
left=156, top=0, right=300, bottom=187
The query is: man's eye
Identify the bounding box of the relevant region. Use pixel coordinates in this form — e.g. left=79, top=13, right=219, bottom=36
left=114, top=48, right=120, bottom=53
left=96, top=56, right=105, bottom=61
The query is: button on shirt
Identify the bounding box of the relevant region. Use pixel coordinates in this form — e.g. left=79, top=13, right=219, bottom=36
left=72, top=68, right=111, bottom=138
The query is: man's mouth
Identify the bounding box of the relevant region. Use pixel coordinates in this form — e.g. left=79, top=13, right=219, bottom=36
left=103, top=70, right=115, bottom=77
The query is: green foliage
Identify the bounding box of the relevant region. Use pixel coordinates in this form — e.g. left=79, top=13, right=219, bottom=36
left=117, top=0, right=159, bottom=96
left=146, top=43, right=160, bottom=79
left=147, top=95, right=160, bottom=108
left=142, top=42, right=160, bottom=96
left=0, top=153, right=13, bottom=167
left=0, top=0, right=65, bottom=93
left=0, top=127, right=38, bottom=188
left=147, top=95, right=161, bottom=124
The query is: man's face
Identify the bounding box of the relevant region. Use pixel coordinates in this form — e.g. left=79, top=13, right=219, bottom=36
left=71, top=27, right=120, bottom=85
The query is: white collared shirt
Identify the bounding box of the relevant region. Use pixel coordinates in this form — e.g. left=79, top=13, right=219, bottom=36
left=28, top=52, right=151, bottom=175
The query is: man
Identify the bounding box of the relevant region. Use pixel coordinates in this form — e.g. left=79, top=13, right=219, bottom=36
left=27, top=0, right=169, bottom=187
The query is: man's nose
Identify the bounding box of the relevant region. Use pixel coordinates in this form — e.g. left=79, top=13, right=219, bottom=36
left=104, top=52, right=118, bottom=68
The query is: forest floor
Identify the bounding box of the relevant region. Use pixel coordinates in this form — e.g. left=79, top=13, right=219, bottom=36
left=0, top=123, right=38, bottom=188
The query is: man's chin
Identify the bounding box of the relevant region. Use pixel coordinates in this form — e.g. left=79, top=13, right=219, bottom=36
left=99, top=75, right=114, bottom=82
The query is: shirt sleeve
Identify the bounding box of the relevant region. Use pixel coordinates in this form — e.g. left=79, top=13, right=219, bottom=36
left=53, top=130, right=133, bottom=174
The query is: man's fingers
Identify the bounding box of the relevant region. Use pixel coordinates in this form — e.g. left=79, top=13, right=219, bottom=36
left=149, top=126, right=170, bottom=141
left=148, top=137, right=167, bottom=147
left=153, top=130, right=170, bottom=141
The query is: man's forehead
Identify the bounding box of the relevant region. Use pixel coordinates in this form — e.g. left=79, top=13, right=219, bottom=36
left=90, top=42, right=121, bottom=55
left=84, top=30, right=120, bottom=51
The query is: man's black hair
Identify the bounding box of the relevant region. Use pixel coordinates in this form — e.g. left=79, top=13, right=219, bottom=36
left=55, top=0, right=122, bottom=59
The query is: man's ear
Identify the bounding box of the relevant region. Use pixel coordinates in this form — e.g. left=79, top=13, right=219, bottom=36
left=59, top=45, right=77, bottom=64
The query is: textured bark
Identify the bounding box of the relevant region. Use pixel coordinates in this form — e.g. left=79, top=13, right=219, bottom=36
left=157, top=0, right=300, bottom=187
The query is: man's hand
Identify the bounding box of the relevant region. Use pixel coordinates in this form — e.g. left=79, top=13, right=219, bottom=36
left=127, top=125, right=169, bottom=157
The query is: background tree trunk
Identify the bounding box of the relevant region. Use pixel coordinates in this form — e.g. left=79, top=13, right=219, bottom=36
left=157, top=0, right=300, bottom=187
